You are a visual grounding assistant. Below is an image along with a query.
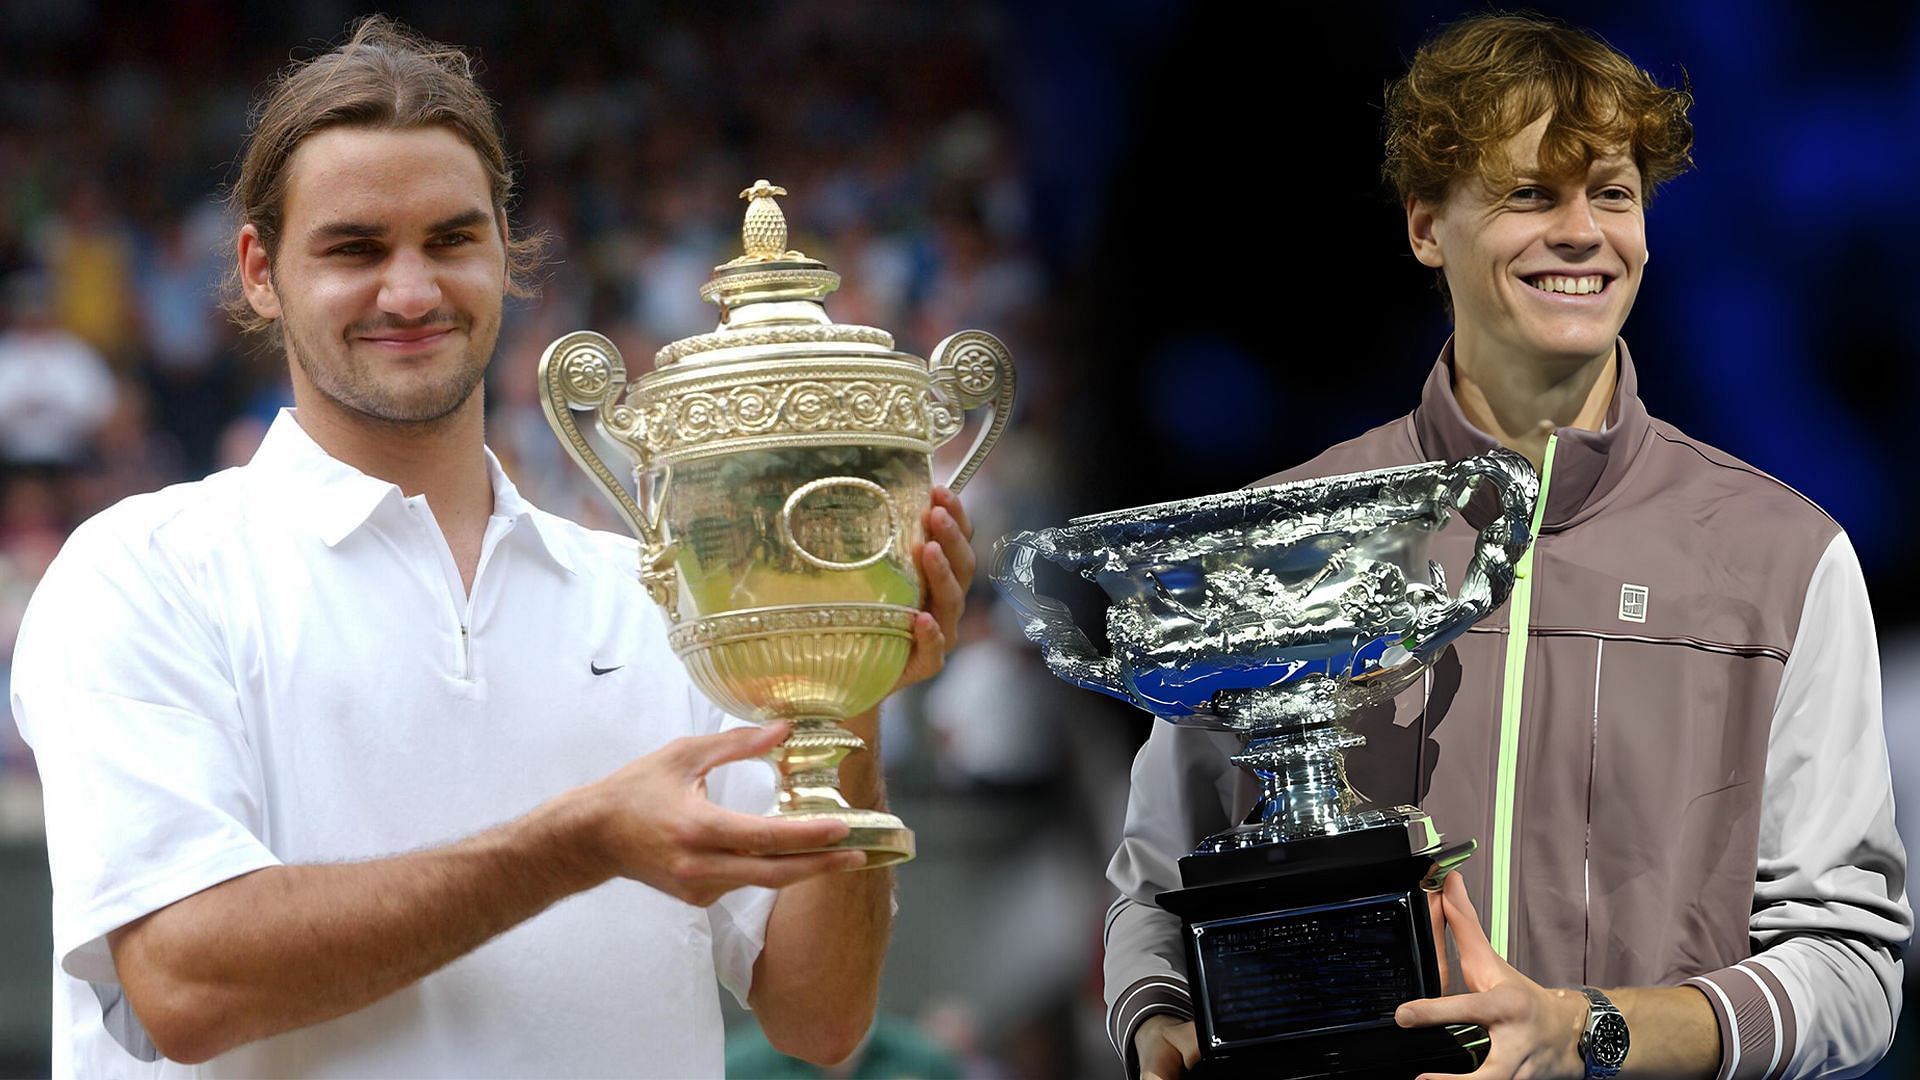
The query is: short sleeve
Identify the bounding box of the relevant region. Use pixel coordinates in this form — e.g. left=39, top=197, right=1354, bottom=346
left=9, top=513, right=281, bottom=985
left=687, top=686, right=777, bottom=1008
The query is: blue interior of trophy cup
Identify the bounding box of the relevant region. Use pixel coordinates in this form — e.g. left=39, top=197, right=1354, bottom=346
left=1117, top=635, right=1400, bottom=717
left=1087, top=512, right=1442, bottom=721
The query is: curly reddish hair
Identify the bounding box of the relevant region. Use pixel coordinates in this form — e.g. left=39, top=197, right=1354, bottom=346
left=1384, top=13, right=1695, bottom=207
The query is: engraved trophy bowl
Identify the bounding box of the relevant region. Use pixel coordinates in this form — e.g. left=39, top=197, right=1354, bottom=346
left=992, top=452, right=1534, bottom=1073
left=992, top=452, right=1536, bottom=860
left=541, top=181, right=1016, bottom=868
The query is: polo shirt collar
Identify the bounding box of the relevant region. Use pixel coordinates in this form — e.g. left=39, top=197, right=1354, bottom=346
left=248, top=409, right=577, bottom=575
left=1410, top=338, right=1651, bottom=532
left=483, top=445, right=579, bottom=575
left=247, top=411, right=398, bottom=546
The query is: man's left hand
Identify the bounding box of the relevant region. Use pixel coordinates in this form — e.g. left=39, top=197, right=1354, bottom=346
left=893, top=485, right=974, bottom=691
left=1394, top=871, right=1590, bottom=1080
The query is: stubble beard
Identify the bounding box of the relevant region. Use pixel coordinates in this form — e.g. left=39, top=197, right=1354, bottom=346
left=282, top=308, right=496, bottom=434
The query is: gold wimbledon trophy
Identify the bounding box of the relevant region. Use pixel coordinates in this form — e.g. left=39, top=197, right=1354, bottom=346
left=539, top=181, right=1015, bottom=868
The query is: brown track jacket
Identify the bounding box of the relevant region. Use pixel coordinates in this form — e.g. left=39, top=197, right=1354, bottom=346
left=1103, top=342, right=1910, bottom=1079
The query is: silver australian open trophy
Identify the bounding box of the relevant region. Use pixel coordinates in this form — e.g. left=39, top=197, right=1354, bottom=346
left=992, top=451, right=1536, bottom=1077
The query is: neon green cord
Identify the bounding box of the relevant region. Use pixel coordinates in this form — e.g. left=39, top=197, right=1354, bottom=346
left=1490, top=433, right=1555, bottom=960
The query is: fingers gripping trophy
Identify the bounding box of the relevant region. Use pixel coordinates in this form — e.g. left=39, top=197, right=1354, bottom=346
left=539, top=181, right=1015, bottom=868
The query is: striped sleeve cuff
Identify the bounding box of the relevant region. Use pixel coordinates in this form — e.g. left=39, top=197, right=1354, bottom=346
left=1109, top=974, right=1194, bottom=1078
left=1684, top=960, right=1797, bottom=1080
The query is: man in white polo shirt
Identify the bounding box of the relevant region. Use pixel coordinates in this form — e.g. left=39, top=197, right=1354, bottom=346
left=8, top=17, right=977, bottom=1077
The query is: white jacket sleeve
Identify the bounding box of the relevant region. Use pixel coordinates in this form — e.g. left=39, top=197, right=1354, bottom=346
left=1684, top=532, right=1911, bottom=1080
left=1103, top=721, right=1243, bottom=1075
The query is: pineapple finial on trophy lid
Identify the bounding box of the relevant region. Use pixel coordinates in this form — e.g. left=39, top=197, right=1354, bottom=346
left=701, top=178, right=842, bottom=314
left=723, top=179, right=815, bottom=267
left=736, top=179, right=793, bottom=262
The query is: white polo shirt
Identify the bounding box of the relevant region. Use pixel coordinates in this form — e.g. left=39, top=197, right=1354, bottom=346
left=10, top=410, right=776, bottom=1078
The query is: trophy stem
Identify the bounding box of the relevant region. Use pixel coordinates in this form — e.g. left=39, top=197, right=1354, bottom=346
left=769, top=717, right=915, bottom=869
left=773, top=717, right=863, bottom=814
left=1244, top=734, right=1356, bottom=831
left=1204, top=725, right=1390, bottom=848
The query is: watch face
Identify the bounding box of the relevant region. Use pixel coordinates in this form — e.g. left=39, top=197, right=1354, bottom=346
left=1591, top=1013, right=1630, bottom=1067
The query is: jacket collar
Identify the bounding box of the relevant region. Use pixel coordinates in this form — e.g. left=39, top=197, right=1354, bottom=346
left=1410, top=338, right=1651, bottom=531
left=246, top=409, right=577, bottom=573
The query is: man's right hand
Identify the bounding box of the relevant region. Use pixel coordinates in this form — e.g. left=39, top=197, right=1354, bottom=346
left=564, top=720, right=864, bottom=907
left=1135, top=1014, right=1200, bottom=1080
left=108, top=719, right=861, bottom=1063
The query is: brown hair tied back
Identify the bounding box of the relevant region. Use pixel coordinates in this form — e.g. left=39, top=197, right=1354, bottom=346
left=220, top=15, right=549, bottom=345
left=1383, top=12, right=1695, bottom=209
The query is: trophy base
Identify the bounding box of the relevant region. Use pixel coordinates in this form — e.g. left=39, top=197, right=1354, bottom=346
left=1157, top=823, right=1481, bottom=1079
left=1186, top=1025, right=1488, bottom=1080
left=768, top=719, right=914, bottom=869
left=776, top=807, right=916, bottom=869
left=1188, top=809, right=1441, bottom=876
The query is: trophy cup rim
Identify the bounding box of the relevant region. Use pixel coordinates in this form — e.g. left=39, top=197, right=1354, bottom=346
left=1018, top=460, right=1461, bottom=576
left=1065, top=459, right=1446, bottom=530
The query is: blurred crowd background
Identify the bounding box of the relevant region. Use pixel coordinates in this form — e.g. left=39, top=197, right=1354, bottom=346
left=1, top=1, right=1917, bottom=1076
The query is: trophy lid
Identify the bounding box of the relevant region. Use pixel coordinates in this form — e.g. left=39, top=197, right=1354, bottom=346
left=657, top=180, right=897, bottom=367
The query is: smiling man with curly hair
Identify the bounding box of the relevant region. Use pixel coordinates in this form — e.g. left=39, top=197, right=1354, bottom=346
left=1105, top=14, right=1909, bottom=1080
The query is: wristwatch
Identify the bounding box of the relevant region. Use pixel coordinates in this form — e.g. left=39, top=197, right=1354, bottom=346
left=1577, top=987, right=1630, bottom=1079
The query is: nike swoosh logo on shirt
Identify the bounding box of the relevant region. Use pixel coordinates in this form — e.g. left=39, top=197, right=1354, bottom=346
left=590, top=663, right=623, bottom=676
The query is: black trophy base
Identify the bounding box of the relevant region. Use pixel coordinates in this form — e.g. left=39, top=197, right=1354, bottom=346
left=1185, top=1024, right=1488, bottom=1080
left=1157, top=827, right=1486, bottom=1080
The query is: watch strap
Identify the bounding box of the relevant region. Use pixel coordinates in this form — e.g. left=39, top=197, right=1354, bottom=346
left=1578, top=986, right=1629, bottom=1080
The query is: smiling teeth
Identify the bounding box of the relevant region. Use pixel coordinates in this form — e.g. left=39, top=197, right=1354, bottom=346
left=1530, top=275, right=1606, bottom=295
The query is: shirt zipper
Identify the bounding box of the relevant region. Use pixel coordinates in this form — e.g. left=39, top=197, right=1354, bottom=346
left=411, top=497, right=508, bottom=682
left=1490, top=432, right=1556, bottom=960
left=453, top=534, right=508, bottom=682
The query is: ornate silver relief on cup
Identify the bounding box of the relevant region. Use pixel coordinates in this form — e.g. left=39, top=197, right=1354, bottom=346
left=540, top=181, right=1016, bottom=868
left=992, top=452, right=1536, bottom=856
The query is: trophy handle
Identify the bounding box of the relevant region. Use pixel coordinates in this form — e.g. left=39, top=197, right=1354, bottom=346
left=538, top=330, right=680, bottom=613
left=990, top=532, right=1133, bottom=704
left=1405, top=449, right=1539, bottom=657
left=927, top=330, right=1016, bottom=494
